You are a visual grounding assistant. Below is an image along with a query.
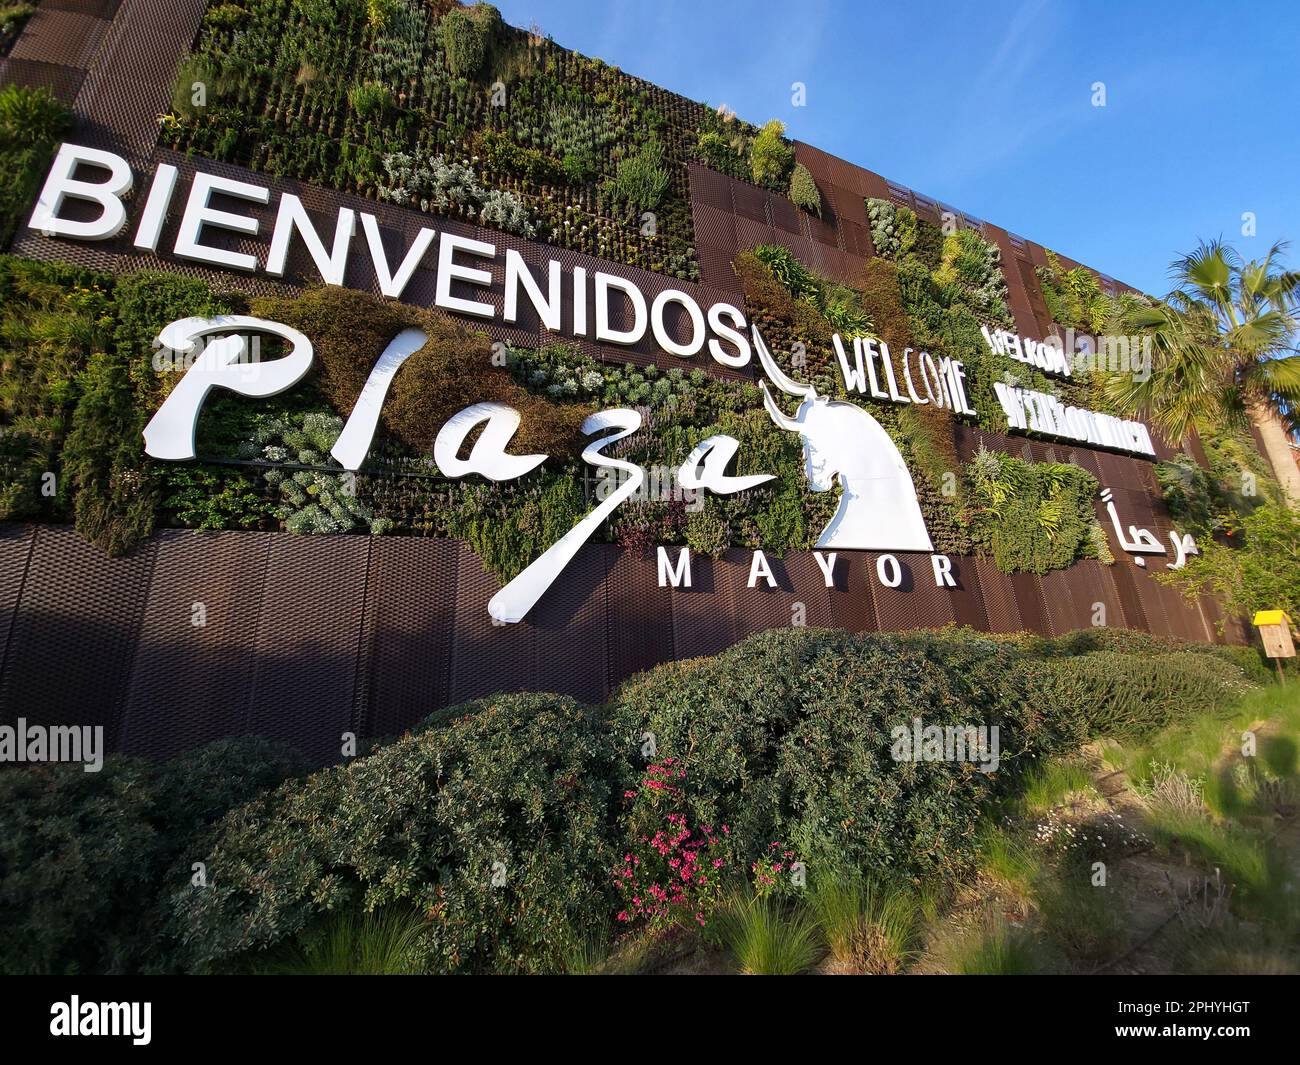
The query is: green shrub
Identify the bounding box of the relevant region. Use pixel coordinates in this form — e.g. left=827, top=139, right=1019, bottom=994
left=696, top=129, right=748, bottom=178
left=720, top=893, right=821, bottom=975
left=809, top=871, right=919, bottom=974
left=379, top=149, right=535, bottom=236
left=62, top=351, right=158, bottom=555
left=347, top=82, right=391, bottom=120
left=753, top=243, right=820, bottom=304
left=437, top=3, right=501, bottom=77
left=1161, top=501, right=1300, bottom=627
left=866, top=198, right=901, bottom=258
left=252, top=907, right=425, bottom=975
left=1036, top=251, right=1110, bottom=333
left=750, top=244, right=872, bottom=339
left=1155, top=453, right=1218, bottom=531
left=0, top=738, right=304, bottom=974
left=159, top=463, right=270, bottom=530
left=0, top=85, right=71, bottom=246
left=172, top=693, right=622, bottom=974
left=478, top=128, right=566, bottom=185
left=934, top=228, right=1011, bottom=323
left=749, top=119, right=793, bottom=188
left=788, top=162, right=820, bottom=215
left=610, top=139, right=670, bottom=213
left=1038, top=650, right=1249, bottom=742
left=966, top=445, right=1102, bottom=573
left=610, top=627, right=1052, bottom=882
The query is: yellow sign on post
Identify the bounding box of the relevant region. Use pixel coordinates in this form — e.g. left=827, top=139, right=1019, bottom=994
left=1252, top=610, right=1295, bottom=684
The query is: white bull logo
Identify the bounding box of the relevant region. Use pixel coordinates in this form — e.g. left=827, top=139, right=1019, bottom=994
left=753, top=328, right=933, bottom=552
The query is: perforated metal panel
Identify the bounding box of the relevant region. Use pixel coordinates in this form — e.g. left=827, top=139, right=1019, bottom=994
left=447, top=545, right=533, bottom=704
left=355, top=536, right=460, bottom=739
left=604, top=544, right=675, bottom=691
left=1109, top=563, right=1152, bottom=632
left=868, top=552, right=956, bottom=632
left=669, top=550, right=739, bottom=660
left=118, top=529, right=270, bottom=759
left=246, top=535, right=370, bottom=763
left=531, top=542, right=609, bottom=706
left=828, top=550, right=878, bottom=633
left=0, top=527, right=155, bottom=747
left=0, top=524, right=35, bottom=675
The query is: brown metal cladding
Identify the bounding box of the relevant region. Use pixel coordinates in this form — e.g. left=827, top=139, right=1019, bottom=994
left=0, top=526, right=155, bottom=746
left=8, top=9, right=110, bottom=70
left=669, top=551, right=739, bottom=660
left=1010, top=571, right=1051, bottom=634
left=967, top=558, right=1022, bottom=634
left=246, top=534, right=369, bottom=763
left=117, top=529, right=270, bottom=759
left=0, top=524, right=35, bottom=674
left=447, top=544, right=532, bottom=704
left=946, top=555, right=990, bottom=631
left=1109, top=563, right=1152, bottom=633
left=731, top=550, right=834, bottom=641
left=354, top=536, right=460, bottom=739
left=604, top=544, right=675, bottom=691
left=529, top=541, right=610, bottom=706
left=827, top=550, right=879, bottom=634
left=868, top=553, right=956, bottom=632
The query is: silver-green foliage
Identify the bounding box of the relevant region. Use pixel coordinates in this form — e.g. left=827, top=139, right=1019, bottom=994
left=379, top=150, right=535, bottom=236
left=866, top=197, right=900, bottom=259
left=245, top=411, right=390, bottom=535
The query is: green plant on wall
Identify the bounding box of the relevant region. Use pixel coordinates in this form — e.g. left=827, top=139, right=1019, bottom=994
left=865, top=198, right=943, bottom=269
left=751, top=245, right=872, bottom=338
left=161, top=0, right=760, bottom=281
left=437, top=2, right=501, bottom=78
left=934, top=229, right=1013, bottom=325
left=965, top=446, right=1104, bottom=574
left=378, top=150, right=535, bottom=235
left=0, top=84, right=71, bottom=247
left=695, top=127, right=749, bottom=181
left=1036, top=251, right=1111, bottom=333
left=788, top=163, right=820, bottom=215
left=255, top=411, right=391, bottom=535
left=607, top=138, right=670, bottom=214
left=749, top=119, right=794, bottom=188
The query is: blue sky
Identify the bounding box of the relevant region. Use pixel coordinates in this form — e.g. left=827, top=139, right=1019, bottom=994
left=495, top=0, right=1300, bottom=296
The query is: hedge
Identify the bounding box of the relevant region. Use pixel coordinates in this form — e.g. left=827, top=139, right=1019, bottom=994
left=0, top=738, right=304, bottom=974
left=172, top=693, right=622, bottom=975
left=0, top=625, right=1262, bottom=974
left=609, top=628, right=1055, bottom=881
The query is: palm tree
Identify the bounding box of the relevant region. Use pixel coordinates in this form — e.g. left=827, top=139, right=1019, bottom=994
left=1105, top=240, right=1300, bottom=498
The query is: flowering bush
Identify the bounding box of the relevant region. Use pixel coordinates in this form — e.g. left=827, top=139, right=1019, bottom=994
left=751, top=842, right=801, bottom=899
left=613, top=760, right=732, bottom=932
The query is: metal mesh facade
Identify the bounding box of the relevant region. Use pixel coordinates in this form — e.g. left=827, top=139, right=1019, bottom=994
left=0, top=525, right=1247, bottom=764
left=0, top=2, right=1263, bottom=761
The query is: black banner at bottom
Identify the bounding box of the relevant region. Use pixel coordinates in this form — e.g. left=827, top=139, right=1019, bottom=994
left=0, top=975, right=1289, bottom=1051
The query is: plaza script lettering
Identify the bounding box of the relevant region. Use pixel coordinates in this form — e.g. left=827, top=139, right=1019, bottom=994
left=144, top=318, right=945, bottom=622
